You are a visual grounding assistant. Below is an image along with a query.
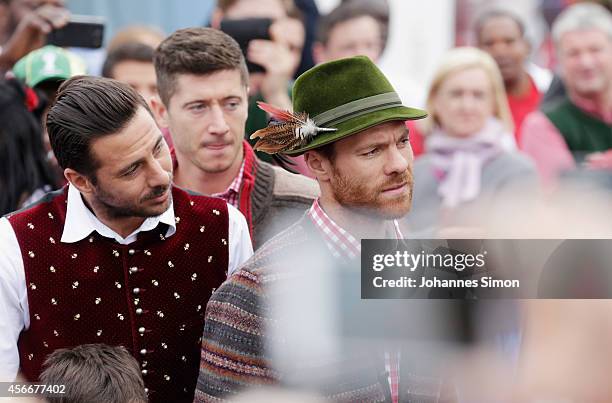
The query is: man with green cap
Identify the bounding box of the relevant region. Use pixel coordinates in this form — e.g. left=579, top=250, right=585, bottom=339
left=12, top=44, right=87, bottom=104
left=195, top=56, right=438, bottom=402
left=12, top=45, right=87, bottom=179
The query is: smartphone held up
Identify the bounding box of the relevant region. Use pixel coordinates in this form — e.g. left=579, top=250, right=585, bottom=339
left=47, top=15, right=105, bottom=49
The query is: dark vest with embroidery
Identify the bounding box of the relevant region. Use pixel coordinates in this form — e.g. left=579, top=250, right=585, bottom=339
left=7, top=186, right=229, bottom=403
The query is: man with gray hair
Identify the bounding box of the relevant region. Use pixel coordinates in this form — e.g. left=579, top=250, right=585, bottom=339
left=520, top=2, right=612, bottom=186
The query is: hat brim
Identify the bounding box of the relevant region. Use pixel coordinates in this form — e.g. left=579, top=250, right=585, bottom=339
left=283, top=105, right=428, bottom=156
left=31, top=75, right=68, bottom=88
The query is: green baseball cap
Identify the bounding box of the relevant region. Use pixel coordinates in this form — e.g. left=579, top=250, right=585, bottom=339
left=13, top=45, right=87, bottom=88
left=288, top=56, right=427, bottom=155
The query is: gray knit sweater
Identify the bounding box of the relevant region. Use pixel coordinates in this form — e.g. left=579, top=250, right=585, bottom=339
left=250, top=159, right=319, bottom=249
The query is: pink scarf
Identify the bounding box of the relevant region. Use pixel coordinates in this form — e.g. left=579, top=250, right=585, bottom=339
left=426, top=118, right=513, bottom=208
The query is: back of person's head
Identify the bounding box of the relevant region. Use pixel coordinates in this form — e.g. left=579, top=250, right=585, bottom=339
left=45, top=75, right=151, bottom=181
left=153, top=27, right=248, bottom=106
left=424, top=47, right=513, bottom=133
left=107, top=25, right=165, bottom=53
left=552, top=2, right=612, bottom=46
left=40, top=344, right=147, bottom=403
left=102, top=42, right=155, bottom=79
left=0, top=79, right=56, bottom=215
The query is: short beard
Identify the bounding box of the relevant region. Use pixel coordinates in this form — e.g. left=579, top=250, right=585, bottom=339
left=91, top=173, right=173, bottom=219
left=330, top=166, right=413, bottom=220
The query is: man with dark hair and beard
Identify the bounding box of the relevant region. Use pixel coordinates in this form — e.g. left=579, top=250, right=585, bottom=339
left=196, top=56, right=440, bottom=402
left=0, top=76, right=253, bottom=403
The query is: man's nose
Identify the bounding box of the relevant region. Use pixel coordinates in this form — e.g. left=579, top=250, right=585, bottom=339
left=208, top=104, right=230, bottom=135
left=147, top=159, right=170, bottom=188
left=384, top=146, right=409, bottom=176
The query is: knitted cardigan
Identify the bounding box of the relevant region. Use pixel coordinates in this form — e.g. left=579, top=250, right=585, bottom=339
left=195, top=213, right=462, bottom=402
left=250, top=159, right=319, bottom=249
left=194, top=214, right=392, bottom=402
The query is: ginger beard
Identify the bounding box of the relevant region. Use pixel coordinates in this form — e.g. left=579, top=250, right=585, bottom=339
left=329, top=164, right=413, bottom=219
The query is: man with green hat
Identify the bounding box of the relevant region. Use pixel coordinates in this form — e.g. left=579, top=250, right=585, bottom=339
left=13, top=44, right=87, bottom=103
left=195, top=56, right=434, bottom=402
left=12, top=45, right=86, bottom=178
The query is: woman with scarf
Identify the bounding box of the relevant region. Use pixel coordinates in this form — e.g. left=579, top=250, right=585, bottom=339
left=405, top=47, right=537, bottom=234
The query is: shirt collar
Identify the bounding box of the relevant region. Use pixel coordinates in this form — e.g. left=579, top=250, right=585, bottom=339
left=61, top=184, right=176, bottom=245
left=172, top=146, right=246, bottom=198
left=307, top=199, right=403, bottom=260
left=212, top=157, right=246, bottom=198
left=569, top=91, right=612, bottom=124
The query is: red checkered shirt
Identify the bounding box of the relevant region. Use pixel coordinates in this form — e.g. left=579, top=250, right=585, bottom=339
left=211, top=159, right=246, bottom=209
left=307, top=198, right=402, bottom=403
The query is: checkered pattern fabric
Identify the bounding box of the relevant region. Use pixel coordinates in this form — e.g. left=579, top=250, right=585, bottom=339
left=212, top=159, right=246, bottom=209
left=307, top=199, right=403, bottom=260
left=307, top=199, right=361, bottom=259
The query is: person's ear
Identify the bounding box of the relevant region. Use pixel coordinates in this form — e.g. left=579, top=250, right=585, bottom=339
left=304, top=150, right=332, bottom=182
left=64, top=168, right=95, bottom=196
left=150, top=96, right=169, bottom=129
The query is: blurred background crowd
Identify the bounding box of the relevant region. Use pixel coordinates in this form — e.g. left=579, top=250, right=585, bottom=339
left=1, top=0, right=612, bottom=402
left=2, top=0, right=611, bottom=219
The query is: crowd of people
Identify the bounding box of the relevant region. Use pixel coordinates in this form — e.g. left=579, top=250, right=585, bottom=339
left=0, top=0, right=611, bottom=402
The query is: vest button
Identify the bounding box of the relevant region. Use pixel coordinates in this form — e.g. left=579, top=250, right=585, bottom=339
left=133, top=288, right=140, bottom=295
left=140, top=349, right=147, bottom=355
left=138, top=327, right=146, bottom=334
left=136, top=308, right=143, bottom=315
left=129, top=249, right=136, bottom=255
left=141, top=369, right=147, bottom=376
left=129, top=267, right=138, bottom=274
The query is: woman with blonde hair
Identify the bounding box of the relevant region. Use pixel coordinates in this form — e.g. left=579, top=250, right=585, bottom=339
left=405, top=47, right=537, bottom=233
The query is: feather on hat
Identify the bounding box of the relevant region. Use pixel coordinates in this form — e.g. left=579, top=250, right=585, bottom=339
left=250, top=102, right=337, bottom=154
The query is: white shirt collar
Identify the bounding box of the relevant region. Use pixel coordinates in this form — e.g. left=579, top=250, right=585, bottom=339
left=61, top=184, right=176, bottom=245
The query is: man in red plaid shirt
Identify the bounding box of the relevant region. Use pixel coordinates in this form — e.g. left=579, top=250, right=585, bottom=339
left=195, top=56, right=454, bottom=402
left=152, top=28, right=319, bottom=251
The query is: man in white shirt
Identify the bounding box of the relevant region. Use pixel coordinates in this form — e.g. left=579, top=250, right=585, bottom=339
left=0, top=76, right=252, bottom=403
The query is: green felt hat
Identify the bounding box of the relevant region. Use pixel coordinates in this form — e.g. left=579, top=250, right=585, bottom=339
left=285, top=56, right=427, bottom=155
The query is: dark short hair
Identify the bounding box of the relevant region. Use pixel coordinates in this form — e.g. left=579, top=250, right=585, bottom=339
left=40, top=344, right=147, bottom=403
left=317, top=1, right=388, bottom=45
left=474, top=9, right=526, bottom=41
left=154, top=27, right=248, bottom=106
left=101, top=42, right=156, bottom=79
left=45, top=75, right=152, bottom=180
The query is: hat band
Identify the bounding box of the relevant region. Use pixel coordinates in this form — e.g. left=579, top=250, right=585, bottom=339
left=312, top=92, right=403, bottom=127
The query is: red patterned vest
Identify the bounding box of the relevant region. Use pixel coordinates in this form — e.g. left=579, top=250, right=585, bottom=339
left=7, top=186, right=229, bottom=403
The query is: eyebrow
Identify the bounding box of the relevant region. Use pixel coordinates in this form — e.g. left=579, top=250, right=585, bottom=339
left=182, top=95, right=242, bottom=109
left=356, top=129, right=410, bottom=153
left=117, top=135, right=164, bottom=176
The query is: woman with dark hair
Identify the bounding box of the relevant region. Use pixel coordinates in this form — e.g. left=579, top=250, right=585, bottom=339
left=0, top=79, right=58, bottom=215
